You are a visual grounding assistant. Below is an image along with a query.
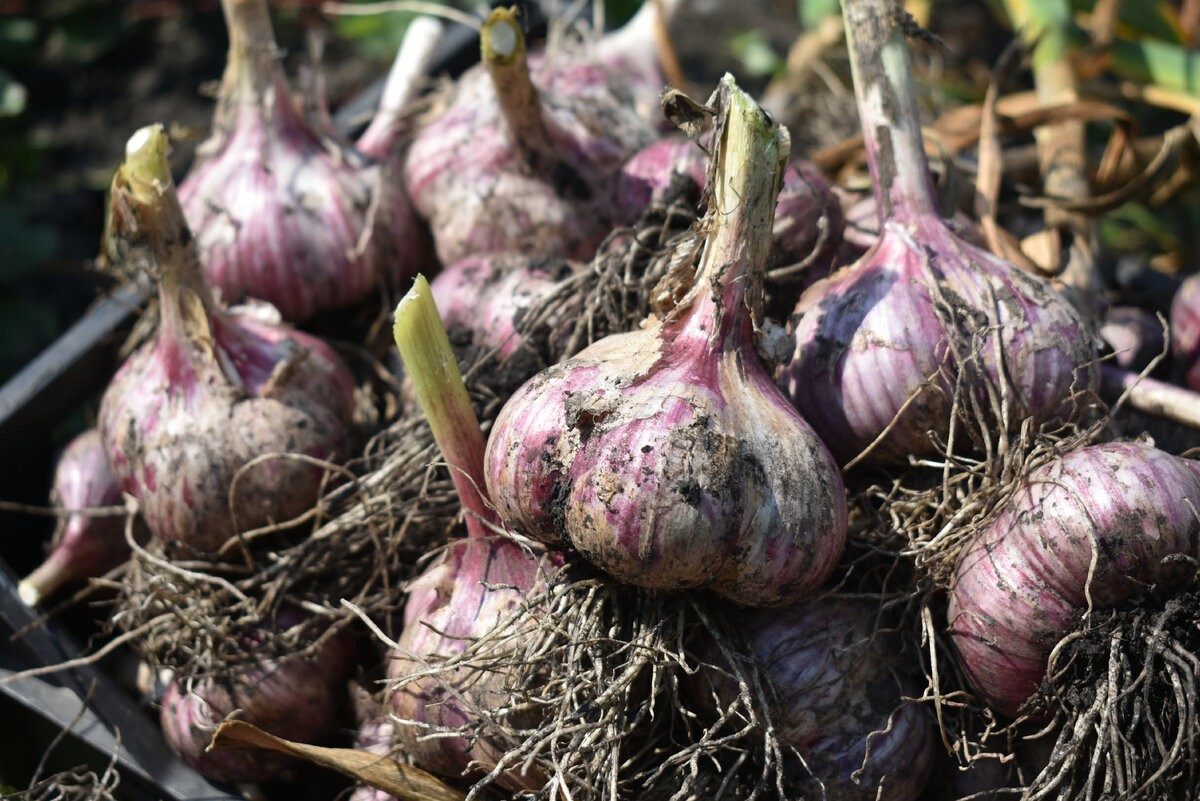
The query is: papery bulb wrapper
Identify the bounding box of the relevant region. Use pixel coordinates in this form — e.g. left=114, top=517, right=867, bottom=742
left=159, top=610, right=348, bottom=784
left=691, top=598, right=935, bottom=800
left=19, top=429, right=143, bottom=607
left=403, top=9, right=655, bottom=266
left=485, top=76, right=847, bottom=606
left=780, top=217, right=1097, bottom=465
left=180, top=0, right=420, bottom=322
left=100, top=304, right=356, bottom=554
left=386, top=537, right=552, bottom=792
left=947, top=441, right=1200, bottom=718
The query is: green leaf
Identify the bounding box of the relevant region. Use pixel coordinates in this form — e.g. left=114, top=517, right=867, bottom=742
left=604, top=0, right=644, bottom=27
left=0, top=16, right=37, bottom=66
left=335, top=11, right=420, bottom=64
left=1098, top=201, right=1180, bottom=254
left=0, top=67, right=27, bottom=117
left=53, top=4, right=131, bottom=64
left=728, top=29, right=783, bottom=78
left=1069, top=0, right=1183, bottom=43
left=801, top=0, right=841, bottom=30
left=1109, top=37, right=1200, bottom=97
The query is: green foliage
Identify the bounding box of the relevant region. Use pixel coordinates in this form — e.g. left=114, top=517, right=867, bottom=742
left=48, top=2, right=133, bottom=65
left=0, top=68, right=27, bottom=117
left=335, top=8, right=423, bottom=64
left=0, top=16, right=38, bottom=66
left=800, top=0, right=840, bottom=31
left=332, top=0, right=650, bottom=65
left=1069, top=0, right=1183, bottom=43
left=729, top=29, right=784, bottom=78
left=604, top=0, right=643, bottom=27
left=1110, top=37, right=1200, bottom=97
left=1099, top=200, right=1186, bottom=256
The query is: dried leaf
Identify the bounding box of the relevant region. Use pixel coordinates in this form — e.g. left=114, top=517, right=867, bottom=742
left=208, top=720, right=465, bottom=801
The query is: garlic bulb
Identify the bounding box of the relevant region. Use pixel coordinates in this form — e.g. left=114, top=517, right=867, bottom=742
left=430, top=253, right=580, bottom=361
left=99, top=124, right=356, bottom=554
left=616, top=136, right=845, bottom=276
left=777, top=3, right=1095, bottom=465
left=386, top=278, right=554, bottom=791
left=18, top=429, right=143, bottom=607
left=692, top=598, right=935, bottom=800
left=403, top=7, right=656, bottom=267
left=484, top=76, right=847, bottom=607
left=159, top=608, right=349, bottom=783
left=179, top=0, right=420, bottom=322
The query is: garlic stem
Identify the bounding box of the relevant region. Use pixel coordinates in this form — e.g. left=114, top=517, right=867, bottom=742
left=18, top=561, right=65, bottom=608
left=481, top=7, right=552, bottom=168
left=392, top=275, right=496, bottom=538
left=357, top=15, right=444, bottom=157
left=220, top=0, right=284, bottom=108
left=1001, top=0, right=1099, bottom=318
left=1100, top=363, right=1200, bottom=432
left=840, top=0, right=940, bottom=223
left=116, top=124, right=215, bottom=338
left=685, top=74, right=787, bottom=335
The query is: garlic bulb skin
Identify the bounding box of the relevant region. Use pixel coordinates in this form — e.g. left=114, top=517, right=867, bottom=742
left=159, top=610, right=347, bottom=784
left=616, top=138, right=844, bottom=275
left=18, top=429, right=140, bottom=607
left=101, top=309, right=356, bottom=554
left=484, top=312, right=847, bottom=606
left=403, top=8, right=655, bottom=267
left=430, top=253, right=580, bottom=361
left=692, top=598, right=935, bottom=800
left=386, top=540, right=548, bottom=793
left=781, top=221, right=1096, bottom=465
left=947, top=441, right=1200, bottom=719
left=385, top=276, right=551, bottom=793
left=484, top=76, right=847, bottom=607
left=179, top=0, right=418, bottom=322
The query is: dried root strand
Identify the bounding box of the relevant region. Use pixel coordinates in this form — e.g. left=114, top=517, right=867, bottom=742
left=1021, top=589, right=1200, bottom=801
left=10, top=765, right=121, bottom=801
left=520, top=189, right=701, bottom=364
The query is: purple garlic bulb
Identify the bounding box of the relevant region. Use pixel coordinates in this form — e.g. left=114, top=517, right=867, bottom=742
left=179, top=0, right=420, bottom=322
left=692, top=598, right=934, bottom=800
left=430, top=253, right=581, bottom=360
left=160, top=609, right=348, bottom=784
left=777, top=10, right=1095, bottom=466
left=585, top=0, right=681, bottom=129
left=403, top=7, right=655, bottom=267
left=947, top=441, right=1200, bottom=719
left=1099, top=305, right=1166, bottom=374
left=835, top=187, right=985, bottom=262
left=484, top=77, right=847, bottom=607
left=18, top=429, right=145, bottom=607
left=386, top=275, right=555, bottom=792
left=1170, top=272, right=1200, bottom=390
left=348, top=713, right=398, bottom=801
left=99, top=124, right=356, bottom=555
left=386, top=536, right=550, bottom=792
